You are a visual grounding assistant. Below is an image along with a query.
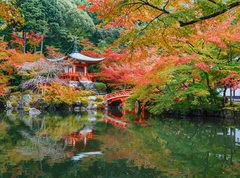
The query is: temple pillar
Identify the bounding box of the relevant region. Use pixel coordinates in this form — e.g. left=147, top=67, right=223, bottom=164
left=73, top=65, right=76, bottom=80
left=84, top=65, right=87, bottom=76
left=73, top=65, right=76, bottom=73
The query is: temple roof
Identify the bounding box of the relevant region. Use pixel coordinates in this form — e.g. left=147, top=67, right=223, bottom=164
left=47, top=37, right=105, bottom=63
left=46, top=56, right=66, bottom=62
left=68, top=37, right=105, bottom=63
left=68, top=52, right=105, bottom=62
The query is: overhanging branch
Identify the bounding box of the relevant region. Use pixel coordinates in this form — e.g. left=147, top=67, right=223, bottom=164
left=179, top=2, right=240, bottom=27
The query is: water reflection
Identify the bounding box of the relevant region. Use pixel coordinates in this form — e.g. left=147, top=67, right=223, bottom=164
left=62, top=125, right=95, bottom=147
left=104, top=109, right=128, bottom=129
left=0, top=109, right=240, bottom=177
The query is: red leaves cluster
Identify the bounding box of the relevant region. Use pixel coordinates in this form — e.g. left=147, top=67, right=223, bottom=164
left=10, top=31, right=44, bottom=49
left=99, top=48, right=160, bottom=86
left=10, top=33, right=24, bottom=48
left=206, top=36, right=227, bottom=49
left=46, top=46, right=64, bottom=58
left=221, top=72, right=240, bottom=90
left=27, top=31, right=44, bottom=47
left=194, top=62, right=211, bottom=72
left=194, top=17, right=240, bottom=49
left=174, top=54, right=199, bottom=65
left=77, top=5, right=87, bottom=11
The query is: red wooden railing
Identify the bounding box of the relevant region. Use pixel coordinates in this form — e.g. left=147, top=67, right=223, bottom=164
left=59, top=72, right=99, bottom=82
left=104, top=89, right=133, bottom=101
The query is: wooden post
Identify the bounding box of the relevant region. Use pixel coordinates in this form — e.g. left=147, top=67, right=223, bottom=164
left=73, top=65, right=76, bottom=81
left=141, top=104, right=145, bottom=119
left=73, top=65, right=76, bottom=73
left=122, top=99, right=126, bottom=116
left=84, top=65, right=87, bottom=76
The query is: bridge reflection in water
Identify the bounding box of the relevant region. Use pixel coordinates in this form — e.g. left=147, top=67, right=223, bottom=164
left=103, top=105, right=149, bottom=129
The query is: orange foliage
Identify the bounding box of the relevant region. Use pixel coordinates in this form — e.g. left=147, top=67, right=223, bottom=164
left=0, top=0, right=24, bottom=26
left=0, top=41, right=41, bottom=95
left=46, top=46, right=64, bottom=58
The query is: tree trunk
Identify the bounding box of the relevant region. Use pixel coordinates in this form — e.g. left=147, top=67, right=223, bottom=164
left=223, top=87, right=227, bottom=107
left=23, top=30, right=26, bottom=53
left=40, top=37, right=44, bottom=54
left=41, top=28, right=47, bottom=54
left=233, top=89, right=235, bottom=104
left=205, top=72, right=216, bottom=104
left=230, top=87, right=233, bottom=106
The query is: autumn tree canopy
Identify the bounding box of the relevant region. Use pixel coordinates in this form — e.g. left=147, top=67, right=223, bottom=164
left=88, top=0, right=240, bottom=113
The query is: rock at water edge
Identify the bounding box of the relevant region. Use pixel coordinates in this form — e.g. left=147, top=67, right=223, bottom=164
left=29, top=108, right=41, bottom=116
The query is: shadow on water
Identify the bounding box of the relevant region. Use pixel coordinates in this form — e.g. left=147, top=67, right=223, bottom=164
left=0, top=107, right=240, bottom=177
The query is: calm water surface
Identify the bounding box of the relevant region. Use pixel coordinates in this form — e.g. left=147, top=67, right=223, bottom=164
left=0, top=109, right=240, bottom=177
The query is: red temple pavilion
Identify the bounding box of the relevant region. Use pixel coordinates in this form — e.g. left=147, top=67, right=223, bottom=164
left=59, top=38, right=105, bottom=82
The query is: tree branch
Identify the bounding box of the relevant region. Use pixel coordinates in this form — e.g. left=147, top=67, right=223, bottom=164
left=180, top=2, right=240, bottom=27
left=207, top=0, right=218, bottom=5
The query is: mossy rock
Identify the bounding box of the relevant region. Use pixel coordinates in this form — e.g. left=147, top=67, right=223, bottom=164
left=24, top=107, right=30, bottom=112
left=11, top=101, right=18, bottom=107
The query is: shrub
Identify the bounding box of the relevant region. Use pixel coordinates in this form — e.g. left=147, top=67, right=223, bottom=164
left=97, top=95, right=104, bottom=102
left=39, top=82, right=96, bottom=105
left=95, top=82, right=107, bottom=91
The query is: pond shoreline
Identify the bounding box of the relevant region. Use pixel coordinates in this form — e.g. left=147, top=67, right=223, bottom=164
left=160, top=109, right=240, bottom=120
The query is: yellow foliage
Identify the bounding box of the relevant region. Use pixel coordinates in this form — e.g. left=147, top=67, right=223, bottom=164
left=39, top=82, right=96, bottom=105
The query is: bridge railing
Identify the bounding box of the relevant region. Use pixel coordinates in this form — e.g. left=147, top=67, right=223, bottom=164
left=104, top=89, right=133, bottom=101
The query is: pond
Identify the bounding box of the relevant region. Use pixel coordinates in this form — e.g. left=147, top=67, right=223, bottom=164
left=0, top=108, right=240, bottom=177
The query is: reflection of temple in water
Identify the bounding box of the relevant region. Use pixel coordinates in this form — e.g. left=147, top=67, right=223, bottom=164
left=207, top=127, right=240, bottom=162
left=214, top=128, right=240, bottom=147
left=233, top=128, right=240, bottom=146
left=63, top=126, right=95, bottom=147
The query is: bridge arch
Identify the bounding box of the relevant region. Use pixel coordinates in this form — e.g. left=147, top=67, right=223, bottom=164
left=104, top=89, right=132, bottom=106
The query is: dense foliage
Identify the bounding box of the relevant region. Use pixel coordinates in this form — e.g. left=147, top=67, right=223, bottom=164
left=89, top=0, right=240, bottom=114
left=39, top=82, right=96, bottom=105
